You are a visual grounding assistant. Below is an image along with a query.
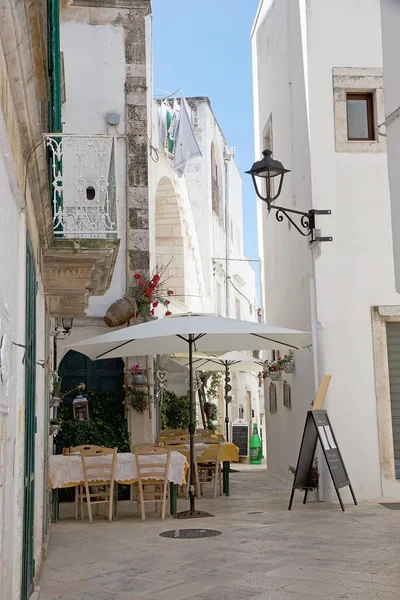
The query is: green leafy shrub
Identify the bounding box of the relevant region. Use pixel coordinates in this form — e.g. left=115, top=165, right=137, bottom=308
left=161, top=390, right=190, bottom=430
left=55, top=391, right=129, bottom=454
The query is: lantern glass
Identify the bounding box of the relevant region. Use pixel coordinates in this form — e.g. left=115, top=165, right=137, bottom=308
left=62, top=317, right=73, bottom=333
left=72, top=395, right=89, bottom=421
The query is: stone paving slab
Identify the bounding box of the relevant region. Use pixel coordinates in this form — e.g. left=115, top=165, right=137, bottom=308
left=39, top=470, right=400, bottom=599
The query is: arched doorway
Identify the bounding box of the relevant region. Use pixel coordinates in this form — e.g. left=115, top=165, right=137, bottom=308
left=155, top=176, right=186, bottom=302
left=58, top=350, right=124, bottom=400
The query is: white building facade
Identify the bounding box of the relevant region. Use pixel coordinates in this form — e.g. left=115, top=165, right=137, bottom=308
left=150, top=97, right=264, bottom=445
left=252, top=0, right=400, bottom=501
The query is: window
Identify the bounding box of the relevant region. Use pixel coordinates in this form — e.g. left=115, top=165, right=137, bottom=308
left=332, top=68, right=385, bottom=153
left=346, top=93, right=374, bottom=141
left=211, top=143, right=222, bottom=219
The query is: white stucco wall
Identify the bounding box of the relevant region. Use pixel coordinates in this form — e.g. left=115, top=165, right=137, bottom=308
left=381, top=0, right=400, bottom=294
left=253, top=0, right=400, bottom=499
left=149, top=97, right=262, bottom=440
left=60, top=20, right=127, bottom=317
left=0, top=109, right=47, bottom=598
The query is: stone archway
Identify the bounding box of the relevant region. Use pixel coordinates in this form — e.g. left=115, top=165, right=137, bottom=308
left=155, top=176, right=186, bottom=303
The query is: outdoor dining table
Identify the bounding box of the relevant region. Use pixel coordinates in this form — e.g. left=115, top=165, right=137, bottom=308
left=159, top=439, right=240, bottom=496
left=49, top=451, right=188, bottom=521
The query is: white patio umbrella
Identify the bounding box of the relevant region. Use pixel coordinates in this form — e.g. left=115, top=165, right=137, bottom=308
left=67, top=313, right=310, bottom=517
left=171, top=351, right=264, bottom=441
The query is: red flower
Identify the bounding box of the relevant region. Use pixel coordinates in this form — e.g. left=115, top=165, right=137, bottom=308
left=153, top=300, right=159, bottom=308
left=167, top=290, right=174, bottom=296
left=138, top=281, right=144, bottom=286
left=135, top=312, right=139, bottom=318
left=165, top=311, right=172, bottom=316
left=134, top=273, right=141, bottom=280
left=166, top=300, right=170, bottom=305
left=145, top=287, right=153, bottom=296
left=153, top=274, right=161, bottom=284
left=150, top=309, right=155, bottom=316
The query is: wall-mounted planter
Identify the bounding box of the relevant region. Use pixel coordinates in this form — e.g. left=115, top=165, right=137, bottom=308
left=269, top=370, right=281, bottom=382
left=282, top=362, right=295, bottom=374
left=49, top=425, right=61, bottom=436
left=50, top=396, right=61, bottom=408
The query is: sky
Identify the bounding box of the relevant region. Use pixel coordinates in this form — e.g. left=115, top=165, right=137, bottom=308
left=152, top=0, right=261, bottom=293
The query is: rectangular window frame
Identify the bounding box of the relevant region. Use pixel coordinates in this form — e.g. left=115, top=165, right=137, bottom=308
left=346, top=92, right=375, bottom=141
left=332, top=68, right=385, bottom=154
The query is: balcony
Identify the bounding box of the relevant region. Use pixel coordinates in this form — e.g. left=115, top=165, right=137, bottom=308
left=42, top=134, right=120, bottom=317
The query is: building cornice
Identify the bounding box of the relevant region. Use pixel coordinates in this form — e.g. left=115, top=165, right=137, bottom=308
left=69, top=0, right=151, bottom=13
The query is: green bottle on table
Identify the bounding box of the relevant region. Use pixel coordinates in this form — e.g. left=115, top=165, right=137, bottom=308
left=250, top=424, right=262, bottom=464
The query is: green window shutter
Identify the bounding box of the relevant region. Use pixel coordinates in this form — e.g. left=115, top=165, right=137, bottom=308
left=47, top=0, right=62, bottom=133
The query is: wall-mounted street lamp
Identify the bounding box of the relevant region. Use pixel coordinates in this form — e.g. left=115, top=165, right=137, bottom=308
left=246, top=150, right=332, bottom=243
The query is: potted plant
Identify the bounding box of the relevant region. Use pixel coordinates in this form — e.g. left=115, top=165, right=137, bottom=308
left=126, top=387, right=149, bottom=414
left=288, top=458, right=319, bottom=501
left=129, top=364, right=147, bottom=385
left=49, top=418, right=61, bottom=436
left=281, top=352, right=295, bottom=374
left=131, top=264, right=175, bottom=319
left=203, top=401, right=218, bottom=421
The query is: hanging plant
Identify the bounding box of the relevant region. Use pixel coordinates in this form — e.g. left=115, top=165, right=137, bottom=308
left=131, top=261, right=175, bottom=318
left=126, top=388, right=149, bottom=414
left=259, top=353, right=294, bottom=381
left=129, top=364, right=147, bottom=385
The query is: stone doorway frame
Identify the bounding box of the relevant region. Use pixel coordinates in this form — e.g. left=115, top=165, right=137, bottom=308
left=371, top=305, right=400, bottom=497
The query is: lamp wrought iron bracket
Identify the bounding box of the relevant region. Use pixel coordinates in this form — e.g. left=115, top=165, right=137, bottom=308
left=267, top=205, right=333, bottom=243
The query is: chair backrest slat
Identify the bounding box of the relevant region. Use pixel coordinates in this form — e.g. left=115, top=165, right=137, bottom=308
left=80, top=447, right=118, bottom=486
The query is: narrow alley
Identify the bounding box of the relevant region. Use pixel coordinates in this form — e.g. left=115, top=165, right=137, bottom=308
left=40, top=469, right=400, bottom=600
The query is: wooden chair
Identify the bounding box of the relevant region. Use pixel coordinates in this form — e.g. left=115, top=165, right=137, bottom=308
left=79, top=446, right=118, bottom=523
left=162, top=429, right=187, bottom=437
left=133, top=445, right=171, bottom=521
left=163, top=436, right=189, bottom=445
left=70, top=445, right=105, bottom=519
left=195, top=440, right=222, bottom=499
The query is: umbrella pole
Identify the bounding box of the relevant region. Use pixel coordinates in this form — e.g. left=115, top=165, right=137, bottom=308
left=189, top=334, right=195, bottom=512
left=177, top=334, right=214, bottom=519
left=224, top=364, right=230, bottom=442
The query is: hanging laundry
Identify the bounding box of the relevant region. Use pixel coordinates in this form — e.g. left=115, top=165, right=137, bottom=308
left=174, top=96, right=202, bottom=176
left=158, top=101, right=168, bottom=150
left=167, top=99, right=180, bottom=157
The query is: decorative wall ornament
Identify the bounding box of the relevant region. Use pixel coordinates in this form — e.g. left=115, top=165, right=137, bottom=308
left=269, top=383, right=277, bottom=413
left=283, top=381, right=291, bottom=409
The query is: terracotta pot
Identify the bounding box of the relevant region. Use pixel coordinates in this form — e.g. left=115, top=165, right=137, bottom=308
left=104, top=296, right=137, bottom=327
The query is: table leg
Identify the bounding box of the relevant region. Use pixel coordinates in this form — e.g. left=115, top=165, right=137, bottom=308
left=113, top=483, right=118, bottom=520
left=52, top=489, right=59, bottom=522
left=170, top=483, right=177, bottom=518
left=223, top=461, right=230, bottom=496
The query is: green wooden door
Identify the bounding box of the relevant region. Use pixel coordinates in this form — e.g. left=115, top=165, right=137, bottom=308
left=59, top=350, right=124, bottom=398
left=21, top=234, right=36, bottom=600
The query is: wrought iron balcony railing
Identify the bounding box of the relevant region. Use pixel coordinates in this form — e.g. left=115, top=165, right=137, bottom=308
left=44, top=134, right=118, bottom=238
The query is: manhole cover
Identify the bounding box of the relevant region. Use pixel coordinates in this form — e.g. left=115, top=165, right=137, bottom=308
left=159, top=529, right=222, bottom=539
left=380, top=503, right=400, bottom=510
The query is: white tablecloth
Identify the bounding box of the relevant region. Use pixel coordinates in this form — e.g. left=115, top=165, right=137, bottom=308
left=49, top=452, right=188, bottom=489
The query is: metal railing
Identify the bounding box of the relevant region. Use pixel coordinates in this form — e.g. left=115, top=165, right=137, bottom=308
left=45, top=134, right=118, bottom=238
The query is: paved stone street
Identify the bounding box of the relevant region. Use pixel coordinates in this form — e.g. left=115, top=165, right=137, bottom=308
left=40, top=468, right=400, bottom=599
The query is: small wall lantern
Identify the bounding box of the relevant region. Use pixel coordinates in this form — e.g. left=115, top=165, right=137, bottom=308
left=72, top=394, right=89, bottom=421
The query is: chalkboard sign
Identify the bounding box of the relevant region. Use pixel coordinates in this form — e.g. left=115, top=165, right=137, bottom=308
left=288, top=410, right=357, bottom=511
left=232, top=420, right=249, bottom=457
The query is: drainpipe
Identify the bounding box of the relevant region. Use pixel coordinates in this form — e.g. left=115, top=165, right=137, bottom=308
left=224, top=148, right=232, bottom=317
left=310, top=249, right=324, bottom=501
